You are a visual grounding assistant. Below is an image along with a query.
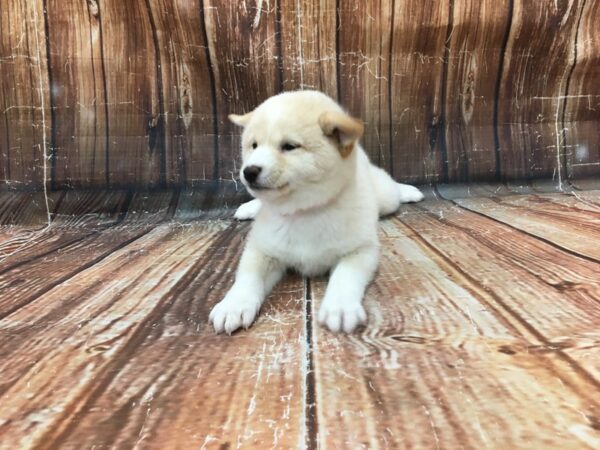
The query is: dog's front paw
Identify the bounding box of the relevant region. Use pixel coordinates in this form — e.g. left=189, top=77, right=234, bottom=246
left=209, top=295, right=261, bottom=334
left=234, top=199, right=261, bottom=220
left=317, top=298, right=367, bottom=333
left=397, top=184, right=424, bottom=203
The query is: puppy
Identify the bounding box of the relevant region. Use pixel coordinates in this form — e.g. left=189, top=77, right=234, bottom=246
left=209, top=91, right=423, bottom=334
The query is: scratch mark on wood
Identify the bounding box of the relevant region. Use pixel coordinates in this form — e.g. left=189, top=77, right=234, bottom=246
left=33, top=2, right=51, bottom=225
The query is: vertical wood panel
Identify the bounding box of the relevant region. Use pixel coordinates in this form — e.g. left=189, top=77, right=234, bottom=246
left=1, top=0, right=599, bottom=190
left=389, top=1, right=450, bottom=183
left=279, top=0, right=337, bottom=99
left=337, top=1, right=393, bottom=167
left=0, top=0, right=50, bottom=188
left=563, top=0, right=600, bottom=180
left=46, top=0, right=108, bottom=187
left=496, top=0, right=585, bottom=181
left=204, top=0, right=281, bottom=181
left=444, top=1, right=511, bottom=181
left=100, top=0, right=162, bottom=187
left=146, top=0, right=218, bottom=186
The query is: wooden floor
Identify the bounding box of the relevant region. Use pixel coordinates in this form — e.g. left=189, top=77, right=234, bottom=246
left=0, top=183, right=599, bottom=449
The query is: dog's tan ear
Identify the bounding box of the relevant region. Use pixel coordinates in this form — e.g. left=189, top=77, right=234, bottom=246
left=228, top=112, right=253, bottom=127
left=318, top=111, right=364, bottom=157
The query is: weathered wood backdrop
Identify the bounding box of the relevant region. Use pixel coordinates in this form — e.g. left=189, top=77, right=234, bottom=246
left=0, top=0, right=598, bottom=189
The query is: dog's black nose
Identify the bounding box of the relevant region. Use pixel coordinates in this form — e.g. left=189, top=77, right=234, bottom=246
left=243, top=165, right=262, bottom=184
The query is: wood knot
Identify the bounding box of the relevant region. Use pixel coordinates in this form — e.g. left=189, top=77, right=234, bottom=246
left=147, top=114, right=162, bottom=154
left=87, top=344, right=111, bottom=353
left=551, top=280, right=578, bottom=291
left=588, top=415, right=600, bottom=431
left=390, top=335, right=427, bottom=344
left=498, top=345, right=516, bottom=355
left=87, top=0, right=99, bottom=17
left=428, top=114, right=442, bottom=150
left=180, top=69, right=193, bottom=129
left=527, top=340, right=573, bottom=353
left=461, top=61, right=476, bottom=123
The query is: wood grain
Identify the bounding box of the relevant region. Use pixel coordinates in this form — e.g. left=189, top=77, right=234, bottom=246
left=279, top=0, right=337, bottom=99
left=0, top=190, right=599, bottom=447
left=0, top=0, right=50, bottom=188
left=46, top=0, right=108, bottom=188
left=496, top=0, right=585, bottom=181
left=0, top=222, right=306, bottom=449
left=398, top=198, right=600, bottom=381
left=563, top=0, right=600, bottom=180
left=337, top=1, right=393, bottom=166
left=0, top=189, right=174, bottom=323
left=311, top=219, right=600, bottom=448
left=174, top=184, right=250, bottom=221
left=0, top=191, right=56, bottom=226
left=203, top=0, right=281, bottom=181
left=2, top=0, right=600, bottom=189
left=448, top=193, right=600, bottom=260
left=389, top=0, right=450, bottom=182
left=145, top=0, right=218, bottom=186
left=0, top=191, right=137, bottom=319
left=444, top=0, right=511, bottom=181
left=100, top=0, right=163, bottom=187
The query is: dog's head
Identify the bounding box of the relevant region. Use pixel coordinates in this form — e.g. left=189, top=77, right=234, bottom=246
left=230, top=91, right=364, bottom=214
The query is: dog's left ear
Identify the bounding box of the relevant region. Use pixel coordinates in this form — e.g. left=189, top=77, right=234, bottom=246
left=228, top=111, right=254, bottom=127
left=318, top=111, right=364, bottom=157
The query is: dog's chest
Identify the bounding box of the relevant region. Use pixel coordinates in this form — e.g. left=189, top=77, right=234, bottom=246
left=252, top=209, right=375, bottom=275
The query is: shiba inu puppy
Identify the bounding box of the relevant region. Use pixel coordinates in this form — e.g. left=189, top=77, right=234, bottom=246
left=209, top=91, right=423, bottom=334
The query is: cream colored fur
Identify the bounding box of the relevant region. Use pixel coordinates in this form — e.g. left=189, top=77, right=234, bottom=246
left=209, top=91, right=423, bottom=334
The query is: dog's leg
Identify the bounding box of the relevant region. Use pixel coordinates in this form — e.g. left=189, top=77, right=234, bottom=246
left=318, top=245, right=379, bottom=333
left=396, top=183, right=424, bottom=203
left=210, top=245, right=284, bottom=334
left=370, top=165, right=424, bottom=216
left=234, top=199, right=262, bottom=220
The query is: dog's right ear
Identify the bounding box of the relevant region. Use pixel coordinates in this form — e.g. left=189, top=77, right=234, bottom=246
left=318, top=111, right=364, bottom=158
left=228, top=111, right=253, bottom=127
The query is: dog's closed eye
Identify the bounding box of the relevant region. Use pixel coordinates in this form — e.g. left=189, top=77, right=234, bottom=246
left=281, top=142, right=299, bottom=152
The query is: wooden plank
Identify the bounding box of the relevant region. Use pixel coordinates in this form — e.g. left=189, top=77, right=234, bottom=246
left=50, top=190, right=130, bottom=227
left=445, top=192, right=600, bottom=260
left=0, top=191, right=56, bottom=226
left=146, top=0, right=217, bottom=186
left=100, top=0, right=162, bottom=187
left=564, top=0, right=600, bottom=180
left=204, top=0, right=281, bottom=181
left=337, top=1, right=393, bottom=166
left=0, top=189, right=173, bottom=276
left=124, top=190, right=178, bottom=223
left=398, top=199, right=600, bottom=381
left=174, top=183, right=250, bottom=221
left=444, top=0, right=511, bottom=181
left=496, top=0, right=585, bottom=181
left=311, top=220, right=600, bottom=448
left=435, top=182, right=529, bottom=200
left=46, top=0, right=108, bottom=188
left=0, top=189, right=176, bottom=268
left=0, top=222, right=306, bottom=449
left=0, top=191, right=177, bottom=319
left=279, top=0, right=337, bottom=99
left=0, top=190, right=124, bottom=266
left=571, top=178, right=600, bottom=191
left=0, top=0, right=51, bottom=188
left=389, top=1, right=449, bottom=183
left=0, top=192, right=59, bottom=265
left=568, top=189, right=600, bottom=207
